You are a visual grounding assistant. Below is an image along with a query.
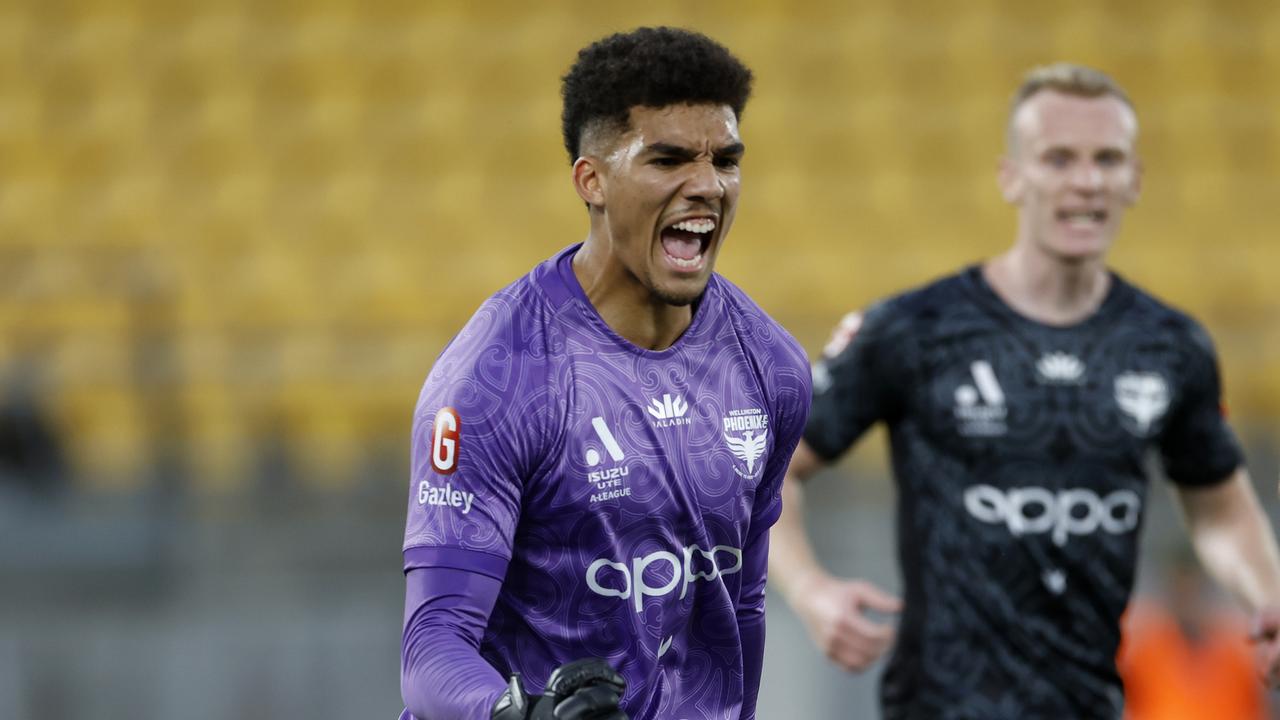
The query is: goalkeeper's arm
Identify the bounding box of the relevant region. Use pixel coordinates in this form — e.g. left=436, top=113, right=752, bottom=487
left=401, top=566, right=629, bottom=720
left=400, top=565, right=509, bottom=719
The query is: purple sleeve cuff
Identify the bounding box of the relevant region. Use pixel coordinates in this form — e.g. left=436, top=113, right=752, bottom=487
left=738, top=612, right=765, bottom=720
left=403, top=545, right=511, bottom=581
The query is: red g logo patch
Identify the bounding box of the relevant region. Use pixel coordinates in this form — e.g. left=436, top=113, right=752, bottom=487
left=431, top=407, right=460, bottom=474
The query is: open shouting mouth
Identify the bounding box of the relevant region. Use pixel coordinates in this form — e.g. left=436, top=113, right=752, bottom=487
left=660, top=216, right=715, bottom=273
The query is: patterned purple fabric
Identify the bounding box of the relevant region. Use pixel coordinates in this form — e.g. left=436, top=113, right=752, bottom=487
left=402, top=244, right=810, bottom=719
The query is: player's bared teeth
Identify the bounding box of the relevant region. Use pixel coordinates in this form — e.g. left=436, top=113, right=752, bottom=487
left=1057, top=210, right=1105, bottom=223
left=669, top=218, right=715, bottom=234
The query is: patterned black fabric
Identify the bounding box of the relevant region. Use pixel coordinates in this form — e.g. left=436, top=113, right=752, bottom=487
left=805, top=266, right=1243, bottom=720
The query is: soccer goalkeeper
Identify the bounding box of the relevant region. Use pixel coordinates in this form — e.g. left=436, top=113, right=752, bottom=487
left=398, top=26, right=811, bottom=719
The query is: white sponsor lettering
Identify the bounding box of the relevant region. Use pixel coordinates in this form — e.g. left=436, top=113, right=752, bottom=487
left=723, top=414, right=768, bottom=433
left=417, top=480, right=475, bottom=514
left=586, top=543, right=744, bottom=613
left=963, top=484, right=1140, bottom=547
left=590, top=487, right=633, bottom=502
left=588, top=466, right=629, bottom=483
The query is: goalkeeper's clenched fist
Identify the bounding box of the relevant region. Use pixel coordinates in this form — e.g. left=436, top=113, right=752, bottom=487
left=491, top=659, right=628, bottom=720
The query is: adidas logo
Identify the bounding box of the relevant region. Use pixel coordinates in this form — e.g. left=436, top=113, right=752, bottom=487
left=954, top=360, right=1007, bottom=437
left=1036, top=352, right=1085, bottom=384
left=648, top=393, right=691, bottom=428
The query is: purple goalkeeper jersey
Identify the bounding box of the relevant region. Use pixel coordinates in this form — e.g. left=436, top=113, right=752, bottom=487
left=403, top=244, right=811, bottom=719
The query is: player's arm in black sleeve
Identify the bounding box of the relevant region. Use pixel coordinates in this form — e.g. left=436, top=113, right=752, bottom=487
left=802, top=302, right=908, bottom=463
left=768, top=301, right=910, bottom=673
left=1163, top=321, right=1280, bottom=685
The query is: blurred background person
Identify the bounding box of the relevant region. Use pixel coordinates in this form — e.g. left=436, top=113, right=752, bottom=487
left=2, top=2, right=1278, bottom=718
left=1119, top=547, right=1269, bottom=720
left=767, top=62, right=1280, bottom=719
left=0, top=355, right=68, bottom=498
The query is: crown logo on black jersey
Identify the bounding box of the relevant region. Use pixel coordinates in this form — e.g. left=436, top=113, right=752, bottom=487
left=1036, top=352, right=1085, bottom=384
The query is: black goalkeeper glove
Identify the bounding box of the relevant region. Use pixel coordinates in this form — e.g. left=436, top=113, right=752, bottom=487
left=491, top=658, right=628, bottom=720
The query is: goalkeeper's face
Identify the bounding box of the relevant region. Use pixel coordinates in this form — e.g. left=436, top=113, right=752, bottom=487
left=999, top=90, right=1142, bottom=262
left=577, top=103, right=743, bottom=307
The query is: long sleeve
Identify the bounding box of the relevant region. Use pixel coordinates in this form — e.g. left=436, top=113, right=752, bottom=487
left=735, top=530, right=770, bottom=720
left=401, top=565, right=509, bottom=720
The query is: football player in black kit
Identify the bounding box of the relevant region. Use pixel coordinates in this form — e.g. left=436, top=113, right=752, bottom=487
left=768, top=63, right=1280, bottom=718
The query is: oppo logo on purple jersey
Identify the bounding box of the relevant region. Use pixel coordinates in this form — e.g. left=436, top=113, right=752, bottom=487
left=586, top=543, right=743, bottom=613
left=963, top=484, right=1140, bottom=547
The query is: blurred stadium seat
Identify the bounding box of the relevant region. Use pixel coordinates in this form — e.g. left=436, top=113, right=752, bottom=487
left=1, top=0, right=1276, bottom=494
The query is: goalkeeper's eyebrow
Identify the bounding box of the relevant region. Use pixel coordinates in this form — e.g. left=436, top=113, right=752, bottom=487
left=644, top=142, right=746, bottom=162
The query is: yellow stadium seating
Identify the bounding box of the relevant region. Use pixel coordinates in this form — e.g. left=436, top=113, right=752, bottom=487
left=2, top=0, right=1277, bottom=493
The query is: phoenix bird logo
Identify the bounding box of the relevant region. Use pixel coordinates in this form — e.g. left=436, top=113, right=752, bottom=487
left=1115, top=372, right=1169, bottom=434
left=724, top=429, right=768, bottom=475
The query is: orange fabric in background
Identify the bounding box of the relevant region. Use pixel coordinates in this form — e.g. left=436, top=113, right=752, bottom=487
left=1119, top=600, right=1263, bottom=720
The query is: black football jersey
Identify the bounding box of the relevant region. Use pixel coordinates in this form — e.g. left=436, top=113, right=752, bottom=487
left=805, top=266, right=1243, bottom=720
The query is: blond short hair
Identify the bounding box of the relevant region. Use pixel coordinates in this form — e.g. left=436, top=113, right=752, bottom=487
left=1007, top=63, right=1135, bottom=152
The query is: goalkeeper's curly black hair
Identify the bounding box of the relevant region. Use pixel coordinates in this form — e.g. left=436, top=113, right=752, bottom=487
left=560, top=27, right=753, bottom=163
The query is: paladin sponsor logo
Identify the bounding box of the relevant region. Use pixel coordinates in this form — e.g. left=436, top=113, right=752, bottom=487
left=954, top=360, right=1007, bottom=436
left=586, top=542, right=743, bottom=613
left=963, top=484, right=1141, bottom=547
left=584, top=416, right=633, bottom=503
left=1115, top=372, right=1169, bottom=436
left=417, top=480, right=475, bottom=514
left=1036, top=352, right=1086, bottom=384
left=723, top=408, right=769, bottom=478
left=648, top=393, right=692, bottom=428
